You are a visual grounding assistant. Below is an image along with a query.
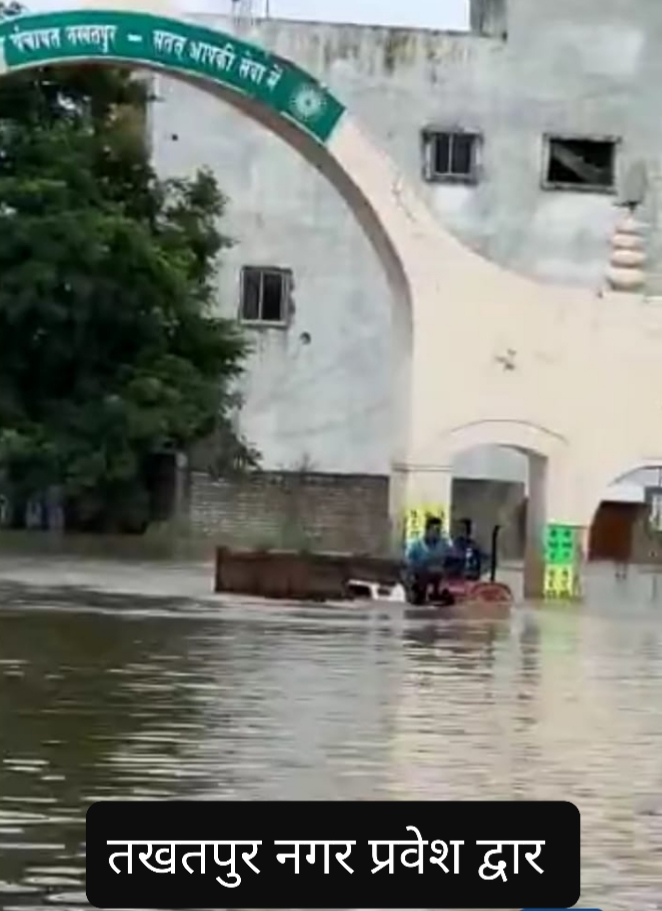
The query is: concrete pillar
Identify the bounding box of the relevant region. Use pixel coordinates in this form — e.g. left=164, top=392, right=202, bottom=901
left=542, top=523, right=585, bottom=601
left=541, top=460, right=587, bottom=602
left=523, top=452, right=547, bottom=599
left=390, top=463, right=453, bottom=552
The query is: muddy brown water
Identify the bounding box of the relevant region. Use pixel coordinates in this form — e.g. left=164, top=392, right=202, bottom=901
left=0, top=558, right=661, bottom=910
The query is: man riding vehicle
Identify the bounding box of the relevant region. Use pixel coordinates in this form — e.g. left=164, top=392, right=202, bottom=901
left=404, top=515, right=455, bottom=605
left=452, top=518, right=484, bottom=581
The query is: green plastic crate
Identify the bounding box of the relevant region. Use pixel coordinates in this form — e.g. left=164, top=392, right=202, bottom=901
left=544, top=524, right=577, bottom=566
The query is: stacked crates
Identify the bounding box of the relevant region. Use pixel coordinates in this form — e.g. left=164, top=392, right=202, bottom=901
left=543, top=524, right=581, bottom=600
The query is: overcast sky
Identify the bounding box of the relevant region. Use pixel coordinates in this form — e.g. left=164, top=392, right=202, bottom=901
left=29, top=0, right=470, bottom=30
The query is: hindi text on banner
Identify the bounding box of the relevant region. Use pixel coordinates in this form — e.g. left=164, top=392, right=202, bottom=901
left=476, top=840, right=545, bottom=882
left=369, top=826, right=462, bottom=875
left=152, top=29, right=187, bottom=59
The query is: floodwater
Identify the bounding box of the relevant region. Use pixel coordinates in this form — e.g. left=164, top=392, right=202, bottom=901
left=0, top=558, right=662, bottom=911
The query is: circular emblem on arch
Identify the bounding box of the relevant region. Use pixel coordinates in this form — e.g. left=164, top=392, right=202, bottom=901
left=289, top=83, right=326, bottom=122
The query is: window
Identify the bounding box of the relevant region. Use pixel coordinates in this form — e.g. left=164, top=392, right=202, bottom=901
left=544, top=136, right=617, bottom=192
left=422, top=130, right=480, bottom=183
left=239, top=266, right=291, bottom=325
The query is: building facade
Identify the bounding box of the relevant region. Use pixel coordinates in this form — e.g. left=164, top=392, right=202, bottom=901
left=148, top=0, right=662, bottom=552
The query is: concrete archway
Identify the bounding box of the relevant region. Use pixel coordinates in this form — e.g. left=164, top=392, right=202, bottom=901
left=401, top=420, right=567, bottom=599
left=8, top=3, right=662, bottom=599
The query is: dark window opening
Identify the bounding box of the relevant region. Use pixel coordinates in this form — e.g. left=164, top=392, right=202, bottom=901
left=423, top=131, right=479, bottom=183
left=240, top=267, right=290, bottom=324
left=545, top=137, right=616, bottom=191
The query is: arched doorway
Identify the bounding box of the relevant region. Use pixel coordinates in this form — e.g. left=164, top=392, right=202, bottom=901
left=582, top=461, right=662, bottom=604
left=400, top=419, right=578, bottom=599
left=589, top=465, right=662, bottom=567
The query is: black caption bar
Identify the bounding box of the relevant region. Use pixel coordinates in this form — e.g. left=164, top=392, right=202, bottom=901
left=86, top=800, right=580, bottom=909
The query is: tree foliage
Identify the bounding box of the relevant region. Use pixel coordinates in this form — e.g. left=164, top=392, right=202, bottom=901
left=0, top=55, right=255, bottom=531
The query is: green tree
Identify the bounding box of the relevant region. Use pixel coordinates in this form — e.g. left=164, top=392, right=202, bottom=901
left=0, top=55, right=255, bottom=531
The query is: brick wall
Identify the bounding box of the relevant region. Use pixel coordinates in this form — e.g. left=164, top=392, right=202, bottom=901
left=188, top=471, right=392, bottom=555
left=188, top=470, right=527, bottom=559
left=189, top=471, right=662, bottom=565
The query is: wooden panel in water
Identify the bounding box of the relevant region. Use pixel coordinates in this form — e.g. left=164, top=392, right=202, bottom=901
left=589, top=502, right=638, bottom=562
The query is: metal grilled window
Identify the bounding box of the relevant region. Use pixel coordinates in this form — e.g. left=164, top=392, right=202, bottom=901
left=239, top=266, right=291, bottom=325
left=422, top=130, right=480, bottom=183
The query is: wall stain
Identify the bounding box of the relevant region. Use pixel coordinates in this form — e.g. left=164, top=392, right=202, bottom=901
left=322, top=28, right=367, bottom=71
left=319, top=25, right=474, bottom=78
left=383, top=29, right=416, bottom=73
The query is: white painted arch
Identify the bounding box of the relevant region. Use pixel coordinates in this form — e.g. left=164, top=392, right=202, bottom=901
left=408, top=419, right=570, bottom=470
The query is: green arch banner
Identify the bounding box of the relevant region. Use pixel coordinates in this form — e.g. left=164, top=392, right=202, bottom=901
left=0, top=8, right=346, bottom=143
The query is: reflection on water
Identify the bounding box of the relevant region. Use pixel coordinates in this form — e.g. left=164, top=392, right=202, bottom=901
left=0, top=563, right=662, bottom=910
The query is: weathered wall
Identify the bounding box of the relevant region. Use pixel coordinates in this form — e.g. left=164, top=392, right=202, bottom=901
left=470, top=0, right=508, bottom=36
left=150, top=1, right=662, bottom=489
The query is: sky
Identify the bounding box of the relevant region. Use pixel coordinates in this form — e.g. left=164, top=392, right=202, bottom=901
left=28, top=0, right=470, bottom=31
left=211, top=0, right=469, bottom=30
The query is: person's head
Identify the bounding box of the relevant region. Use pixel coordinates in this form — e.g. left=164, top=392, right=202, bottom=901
left=424, top=516, right=442, bottom=543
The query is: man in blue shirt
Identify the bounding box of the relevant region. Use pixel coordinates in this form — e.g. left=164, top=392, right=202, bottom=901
left=405, top=515, right=455, bottom=604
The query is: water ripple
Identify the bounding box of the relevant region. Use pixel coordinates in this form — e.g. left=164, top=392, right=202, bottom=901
left=0, top=573, right=661, bottom=909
